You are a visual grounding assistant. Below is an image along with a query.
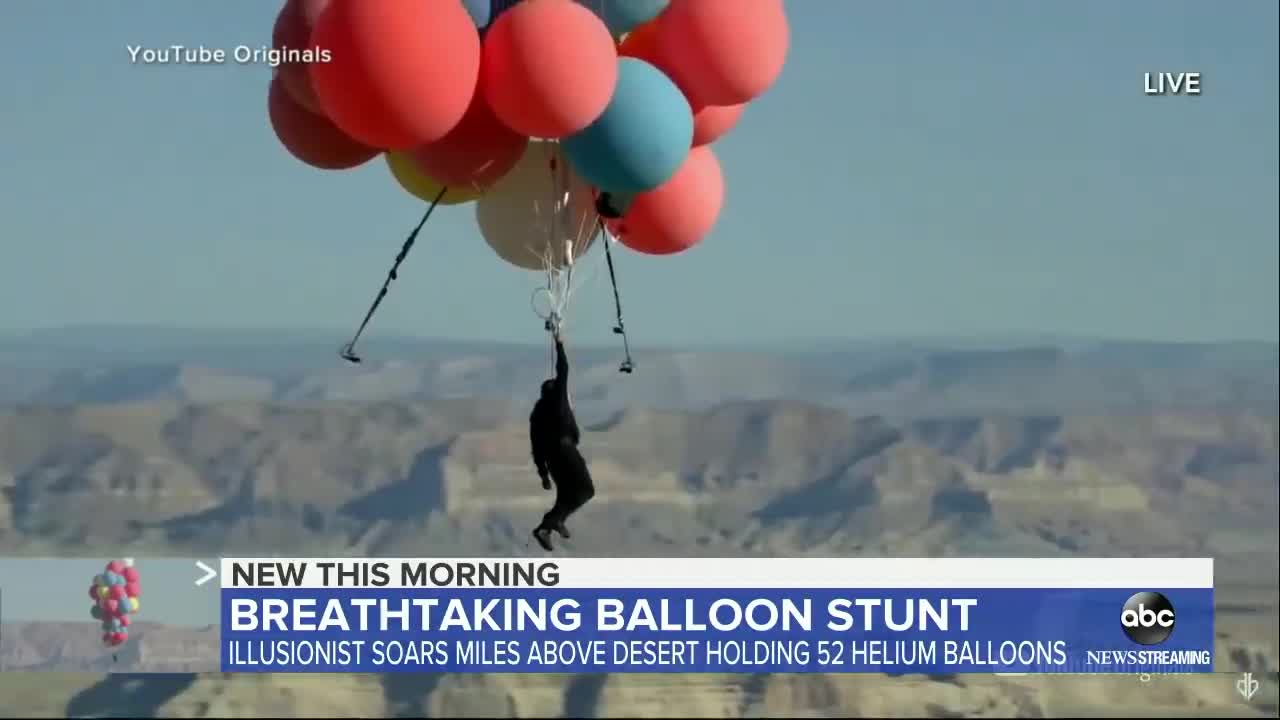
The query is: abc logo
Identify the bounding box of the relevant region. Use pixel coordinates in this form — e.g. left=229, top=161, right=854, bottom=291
left=1121, top=591, right=1175, bottom=645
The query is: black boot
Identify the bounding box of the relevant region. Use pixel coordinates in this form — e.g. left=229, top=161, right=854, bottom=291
left=532, top=526, right=553, bottom=552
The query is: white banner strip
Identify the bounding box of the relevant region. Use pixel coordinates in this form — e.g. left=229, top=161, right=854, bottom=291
left=218, top=557, right=1213, bottom=590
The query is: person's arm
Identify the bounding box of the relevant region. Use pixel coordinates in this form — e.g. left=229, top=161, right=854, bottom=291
left=553, top=336, right=570, bottom=401
left=530, top=418, right=550, bottom=488
left=553, top=334, right=579, bottom=443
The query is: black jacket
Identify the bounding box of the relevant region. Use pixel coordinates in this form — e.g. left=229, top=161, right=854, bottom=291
left=530, top=339, right=580, bottom=477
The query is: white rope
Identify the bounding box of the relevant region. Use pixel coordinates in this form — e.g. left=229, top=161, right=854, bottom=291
left=524, top=143, right=609, bottom=337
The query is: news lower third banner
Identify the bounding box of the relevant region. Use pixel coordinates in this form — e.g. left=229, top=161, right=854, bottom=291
left=218, top=557, right=1214, bottom=674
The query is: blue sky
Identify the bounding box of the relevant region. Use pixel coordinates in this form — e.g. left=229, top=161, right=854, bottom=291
left=2, top=1, right=1276, bottom=348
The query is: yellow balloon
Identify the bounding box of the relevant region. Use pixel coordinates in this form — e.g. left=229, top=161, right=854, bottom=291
left=475, top=141, right=600, bottom=271
left=130, top=598, right=140, bottom=614
left=385, top=152, right=481, bottom=206
left=98, top=585, right=110, bottom=599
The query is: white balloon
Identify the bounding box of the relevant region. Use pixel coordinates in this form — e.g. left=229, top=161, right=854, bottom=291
left=476, top=140, right=600, bottom=271
left=122, top=558, right=135, bottom=568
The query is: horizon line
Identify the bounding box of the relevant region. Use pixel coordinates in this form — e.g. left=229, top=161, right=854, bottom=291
left=0, top=323, right=1276, bottom=350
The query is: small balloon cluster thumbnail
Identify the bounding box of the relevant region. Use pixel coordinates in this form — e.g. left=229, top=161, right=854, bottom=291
left=266, top=0, right=789, bottom=260
left=89, top=559, right=141, bottom=648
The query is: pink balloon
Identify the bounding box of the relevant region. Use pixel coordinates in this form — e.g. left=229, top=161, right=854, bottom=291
left=123, top=567, right=140, bottom=583
left=692, top=103, right=744, bottom=147
left=611, top=145, right=724, bottom=256
left=119, top=615, right=131, bottom=627
left=106, top=561, right=124, bottom=574
left=310, top=0, right=481, bottom=150
left=482, top=0, right=618, bottom=138
left=102, top=633, right=113, bottom=646
left=89, top=584, right=99, bottom=600
left=111, top=632, right=127, bottom=646
left=409, top=76, right=529, bottom=191
left=106, top=599, right=119, bottom=614
left=655, top=0, right=789, bottom=107
left=126, top=581, right=141, bottom=597
left=273, top=0, right=331, bottom=115
left=109, top=585, right=127, bottom=600
left=268, top=74, right=380, bottom=170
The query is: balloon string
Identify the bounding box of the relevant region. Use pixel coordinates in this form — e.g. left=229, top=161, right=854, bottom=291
left=339, top=186, right=448, bottom=364
left=599, top=219, right=634, bottom=374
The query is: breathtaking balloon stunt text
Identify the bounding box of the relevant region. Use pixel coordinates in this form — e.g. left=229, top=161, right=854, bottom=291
left=217, top=558, right=1215, bottom=674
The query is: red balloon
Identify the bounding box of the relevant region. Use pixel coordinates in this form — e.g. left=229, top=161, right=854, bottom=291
left=119, top=615, right=131, bottom=627
left=272, top=0, right=330, bottom=115
left=89, top=584, right=99, bottom=600
left=109, top=585, right=127, bottom=600
left=482, top=0, right=618, bottom=138
left=106, top=598, right=119, bottom=614
left=111, top=632, right=127, bottom=646
left=611, top=146, right=724, bottom=255
left=268, top=74, right=378, bottom=170
left=106, top=561, right=124, bottom=574
left=102, top=633, right=112, bottom=646
left=409, top=78, right=529, bottom=192
left=126, top=581, right=140, bottom=597
left=655, top=0, right=789, bottom=107
left=123, top=567, right=140, bottom=583
left=310, top=0, right=480, bottom=150
left=692, top=103, right=744, bottom=147
left=618, top=16, right=662, bottom=62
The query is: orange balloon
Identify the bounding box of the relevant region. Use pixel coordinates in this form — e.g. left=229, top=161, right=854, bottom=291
left=692, top=103, right=744, bottom=147
left=409, top=78, right=529, bottom=192
left=267, top=74, right=378, bottom=170
left=482, top=0, right=619, bottom=138
left=310, top=0, right=480, bottom=150
left=655, top=0, right=789, bottom=107
left=611, top=145, right=723, bottom=255
left=272, top=0, right=330, bottom=115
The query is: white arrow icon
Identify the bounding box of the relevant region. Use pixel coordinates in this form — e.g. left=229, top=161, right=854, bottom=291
left=195, top=561, right=217, bottom=587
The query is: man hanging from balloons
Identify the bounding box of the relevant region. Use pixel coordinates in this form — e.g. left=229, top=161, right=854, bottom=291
left=266, top=0, right=789, bottom=549
left=90, top=559, right=141, bottom=661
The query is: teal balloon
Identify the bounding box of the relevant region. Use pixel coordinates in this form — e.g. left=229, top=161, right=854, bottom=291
left=90, top=605, right=102, bottom=620
left=93, top=574, right=105, bottom=587
left=563, top=58, right=693, bottom=194
left=577, top=0, right=668, bottom=36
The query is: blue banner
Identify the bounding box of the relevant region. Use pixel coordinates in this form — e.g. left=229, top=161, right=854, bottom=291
left=220, top=587, right=1214, bottom=673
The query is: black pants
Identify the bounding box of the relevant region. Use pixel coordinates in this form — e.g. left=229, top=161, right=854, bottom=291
left=540, top=445, right=595, bottom=530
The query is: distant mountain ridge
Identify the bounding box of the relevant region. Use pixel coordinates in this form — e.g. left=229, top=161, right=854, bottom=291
left=1, top=327, right=1274, bottom=419
left=0, top=326, right=1275, bottom=717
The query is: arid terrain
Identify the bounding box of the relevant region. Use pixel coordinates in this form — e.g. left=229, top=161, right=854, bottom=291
left=0, top=328, right=1276, bottom=717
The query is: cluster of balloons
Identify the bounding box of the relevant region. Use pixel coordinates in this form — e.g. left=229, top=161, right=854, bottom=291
left=89, top=559, right=141, bottom=648
left=267, top=0, right=789, bottom=263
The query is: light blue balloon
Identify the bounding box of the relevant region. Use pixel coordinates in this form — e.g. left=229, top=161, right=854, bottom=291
left=563, top=58, right=693, bottom=195
left=461, top=0, right=491, bottom=29
left=576, top=0, right=668, bottom=36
